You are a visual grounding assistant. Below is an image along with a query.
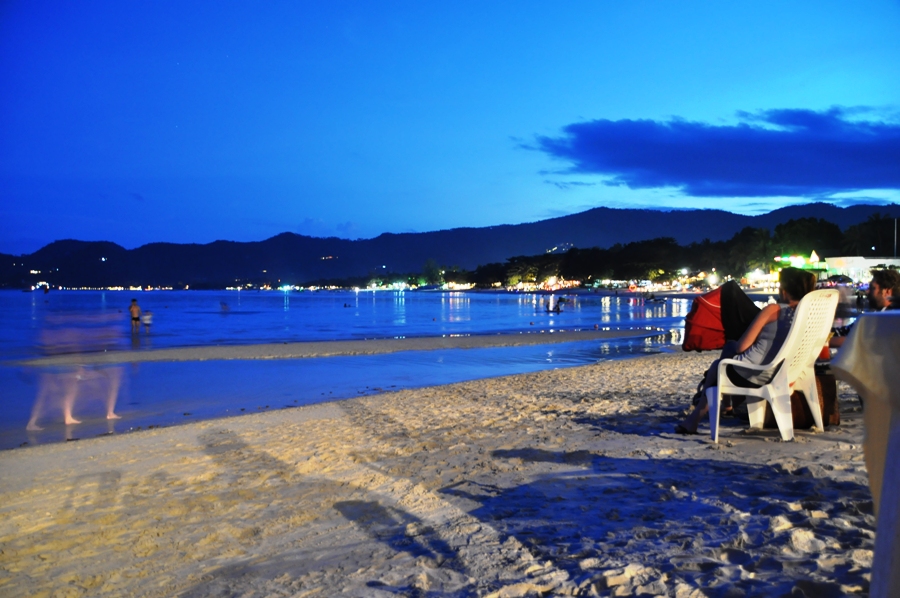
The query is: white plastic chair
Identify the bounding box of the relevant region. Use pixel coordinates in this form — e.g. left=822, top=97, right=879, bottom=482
left=707, top=288, right=839, bottom=443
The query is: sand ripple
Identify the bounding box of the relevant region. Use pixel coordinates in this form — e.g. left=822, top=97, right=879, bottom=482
left=0, top=351, right=874, bottom=596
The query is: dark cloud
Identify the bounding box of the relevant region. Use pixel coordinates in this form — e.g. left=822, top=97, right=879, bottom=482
left=544, top=180, right=597, bottom=190
left=831, top=196, right=899, bottom=208
left=534, top=107, right=900, bottom=197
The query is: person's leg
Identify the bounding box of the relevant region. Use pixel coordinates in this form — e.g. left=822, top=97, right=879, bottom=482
left=678, top=393, right=710, bottom=433
left=104, top=367, right=122, bottom=420
left=678, top=342, right=742, bottom=434
left=62, top=368, right=82, bottom=425
left=26, top=372, right=54, bottom=431
left=678, top=358, right=721, bottom=433
left=713, top=341, right=741, bottom=413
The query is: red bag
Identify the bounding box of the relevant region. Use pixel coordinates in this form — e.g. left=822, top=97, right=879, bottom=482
left=683, top=287, right=726, bottom=351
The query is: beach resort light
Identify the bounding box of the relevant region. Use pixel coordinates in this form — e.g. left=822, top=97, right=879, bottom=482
left=747, top=268, right=766, bottom=285
left=775, top=254, right=810, bottom=269
left=708, top=272, right=719, bottom=286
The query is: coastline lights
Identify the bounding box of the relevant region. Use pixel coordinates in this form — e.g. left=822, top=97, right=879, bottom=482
left=444, top=282, right=475, bottom=290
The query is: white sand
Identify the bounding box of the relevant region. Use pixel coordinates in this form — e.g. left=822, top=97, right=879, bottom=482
left=0, top=350, right=874, bottom=597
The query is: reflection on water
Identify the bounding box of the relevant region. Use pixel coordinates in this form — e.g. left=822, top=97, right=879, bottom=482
left=441, top=293, right=470, bottom=323
left=0, top=290, right=693, bottom=450
left=0, top=289, right=692, bottom=358
left=393, top=292, right=406, bottom=326
left=0, top=334, right=673, bottom=450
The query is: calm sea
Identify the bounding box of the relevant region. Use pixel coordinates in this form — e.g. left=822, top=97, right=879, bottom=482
left=0, top=289, right=691, bottom=449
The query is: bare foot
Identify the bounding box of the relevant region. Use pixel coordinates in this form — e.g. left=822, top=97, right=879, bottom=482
left=64, top=417, right=82, bottom=425
left=26, top=422, right=43, bottom=431
left=107, top=413, right=121, bottom=420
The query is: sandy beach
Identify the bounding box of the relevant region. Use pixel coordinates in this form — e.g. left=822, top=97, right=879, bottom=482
left=0, top=348, right=874, bottom=597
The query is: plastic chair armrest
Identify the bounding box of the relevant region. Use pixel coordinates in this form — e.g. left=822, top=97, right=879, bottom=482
left=717, top=358, right=770, bottom=372
left=717, top=357, right=784, bottom=390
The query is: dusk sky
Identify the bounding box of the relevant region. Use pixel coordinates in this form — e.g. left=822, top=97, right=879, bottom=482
left=2, top=1, right=899, bottom=255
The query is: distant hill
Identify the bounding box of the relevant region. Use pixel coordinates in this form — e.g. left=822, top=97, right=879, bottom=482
left=3, top=202, right=898, bottom=288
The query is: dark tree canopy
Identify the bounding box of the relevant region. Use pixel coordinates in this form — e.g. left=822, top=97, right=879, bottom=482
left=773, top=218, right=842, bottom=256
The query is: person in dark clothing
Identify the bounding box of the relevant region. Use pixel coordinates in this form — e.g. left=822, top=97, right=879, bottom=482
left=676, top=268, right=817, bottom=435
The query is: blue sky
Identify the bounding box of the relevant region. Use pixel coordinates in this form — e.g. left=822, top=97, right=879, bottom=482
left=1, top=1, right=899, bottom=254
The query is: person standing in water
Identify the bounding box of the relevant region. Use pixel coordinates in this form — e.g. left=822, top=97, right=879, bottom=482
left=141, top=310, right=153, bottom=333
left=129, top=299, right=142, bottom=334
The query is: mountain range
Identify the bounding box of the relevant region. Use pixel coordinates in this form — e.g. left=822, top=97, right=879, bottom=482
left=3, top=202, right=899, bottom=288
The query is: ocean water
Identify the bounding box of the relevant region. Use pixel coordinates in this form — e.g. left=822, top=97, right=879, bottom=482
left=0, top=290, right=691, bottom=449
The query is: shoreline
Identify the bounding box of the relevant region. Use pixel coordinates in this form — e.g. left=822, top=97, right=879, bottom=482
left=0, top=351, right=874, bottom=596
left=16, top=327, right=661, bottom=367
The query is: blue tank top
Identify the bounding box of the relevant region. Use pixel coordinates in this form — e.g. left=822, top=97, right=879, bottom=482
left=731, top=305, right=794, bottom=385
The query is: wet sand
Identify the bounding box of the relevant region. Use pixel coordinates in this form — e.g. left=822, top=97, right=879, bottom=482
left=0, top=350, right=874, bottom=597
left=19, top=328, right=658, bottom=366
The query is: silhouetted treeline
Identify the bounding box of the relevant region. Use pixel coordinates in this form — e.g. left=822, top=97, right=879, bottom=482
left=456, top=216, right=895, bottom=287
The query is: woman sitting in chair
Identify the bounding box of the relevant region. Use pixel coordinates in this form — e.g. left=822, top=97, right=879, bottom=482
left=675, top=267, right=817, bottom=435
